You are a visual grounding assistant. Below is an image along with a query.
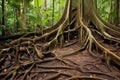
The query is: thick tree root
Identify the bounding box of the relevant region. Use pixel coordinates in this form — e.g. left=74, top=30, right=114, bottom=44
left=68, top=76, right=106, bottom=80
left=0, top=0, right=120, bottom=80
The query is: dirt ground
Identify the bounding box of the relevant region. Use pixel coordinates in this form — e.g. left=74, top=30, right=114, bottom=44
left=0, top=38, right=120, bottom=80
left=50, top=39, right=120, bottom=80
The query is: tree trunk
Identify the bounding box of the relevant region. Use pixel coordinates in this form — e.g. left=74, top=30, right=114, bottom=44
left=52, top=0, right=55, bottom=26
left=0, top=0, right=120, bottom=79
left=42, top=0, right=120, bottom=66
left=109, top=0, right=120, bottom=26
left=42, top=0, right=47, bottom=10
left=15, top=8, right=20, bottom=31
left=114, top=0, right=119, bottom=26
left=1, top=0, right=5, bottom=36
left=21, top=0, right=27, bottom=29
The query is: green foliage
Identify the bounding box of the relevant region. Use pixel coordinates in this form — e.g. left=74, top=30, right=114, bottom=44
left=26, top=13, right=37, bottom=22
left=27, top=0, right=65, bottom=28
left=34, top=0, right=42, bottom=7
left=110, top=12, right=116, bottom=18
left=0, top=0, right=66, bottom=36
left=97, top=0, right=111, bottom=22
left=1, top=0, right=118, bottom=36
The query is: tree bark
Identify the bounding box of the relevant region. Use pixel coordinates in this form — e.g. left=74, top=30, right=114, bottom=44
left=114, top=0, right=119, bottom=26
left=0, top=0, right=120, bottom=80
left=109, top=0, right=120, bottom=26
left=1, top=0, right=5, bottom=36
left=42, top=0, right=120, bottom=66
left=21, top=0, right=27, bottom=28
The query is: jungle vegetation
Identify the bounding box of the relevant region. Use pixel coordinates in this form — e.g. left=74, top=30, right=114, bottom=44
left=0, top=0, right=120, bottom=80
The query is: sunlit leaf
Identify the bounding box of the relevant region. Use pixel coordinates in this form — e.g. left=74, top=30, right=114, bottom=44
left=34, top=0, right=42, bottom=7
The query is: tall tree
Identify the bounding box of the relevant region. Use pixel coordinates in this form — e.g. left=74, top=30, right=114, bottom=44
left=114, top=0, right=120, bottom=26
left=52, top=0, right=55, bottom=26
left=43, top=0, right=120, bottom=67
left=109, top=0, right=120, bottom=26
left=21, top=0, right=30, bottom=29
left=0, top=0, right=120, bottom=79
left=15, top=2, right=21, bottom=31
left=42, top=0, right=47, bottom=10
left=1, top=0, right=5, bottom=35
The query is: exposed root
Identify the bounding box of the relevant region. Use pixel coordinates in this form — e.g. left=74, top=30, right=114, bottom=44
left=68, top=76, right=106, bottom=80
left=37, top=65, right=74, bottom=70
left=21, top=63, right=35, bottom=80
left=46, top=72, right=72, bottom=80
left=0, top=0, right=120, bottom=80
left=34, top=45, right=44, bottom=59
left=60, top=46, right=85, bottom=57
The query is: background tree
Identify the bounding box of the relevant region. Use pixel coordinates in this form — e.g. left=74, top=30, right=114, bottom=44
left=0, top=0, right=120, bottom=79
left=0, top=0, right=65, bottom=36
left=114, top=0, right=120, bottom=26
left=108, top=0, right=120, bottom=26
left=1, top=0, right=5, bottom=35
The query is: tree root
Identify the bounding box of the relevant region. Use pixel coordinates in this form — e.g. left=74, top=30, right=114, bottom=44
left=21, top=63, right=35, bottom=80
left=68, top=76, right=106, bottom=80
left=0, top=0, right=120, bottom=80
left=37, top=65, right=74, bottom=70
left=46, top=72, right=72, bottom=80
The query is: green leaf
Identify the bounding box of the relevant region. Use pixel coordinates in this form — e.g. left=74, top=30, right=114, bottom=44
left=45, top=11, right=52, bottom=15
left=42, top=19, right=48, bottom=25
left=110, top=12, right=116, bottom=18
left=26, top=13, right=36, bottom=18
left=34, top=0, right=42, bottom=7
left=36, top=15, right=41, bottom=22
left=26, top=13, right=37, bottom=21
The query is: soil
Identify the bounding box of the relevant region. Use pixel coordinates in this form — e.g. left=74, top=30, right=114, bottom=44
left=0, top=38, right=120, bottom=80
left=50, top=39, right=120, bottom=80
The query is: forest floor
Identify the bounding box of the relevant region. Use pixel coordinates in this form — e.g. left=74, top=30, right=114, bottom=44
left=50, top=38, right=120, bottom=80
left=0, top=38, right=120, bottom=80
